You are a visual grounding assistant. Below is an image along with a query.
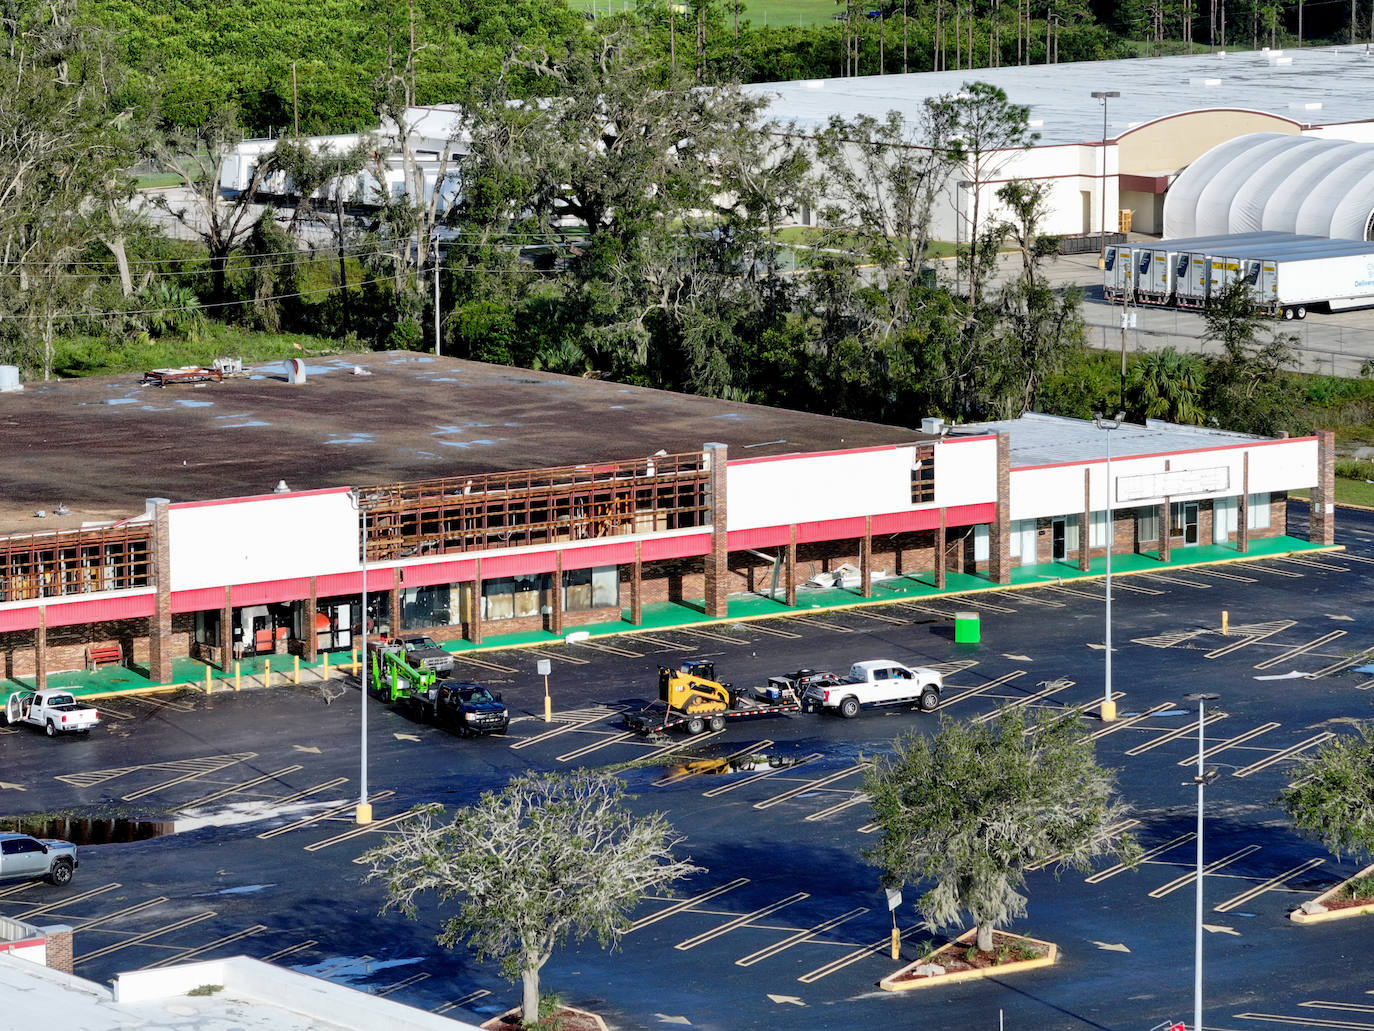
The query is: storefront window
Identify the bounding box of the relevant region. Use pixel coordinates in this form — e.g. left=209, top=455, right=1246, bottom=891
left=563, top=566, right=618, bottom=611
left=401, top=584, right=454, bottom=630
left=481, top=574, right=551, bottom=621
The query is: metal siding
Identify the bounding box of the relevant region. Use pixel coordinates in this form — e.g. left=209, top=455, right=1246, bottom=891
left=478, top=552, right=559, bottom=579
left=401, top=560, right=475, bottom=588
left=871, top=510, right=941, bottom=535
left=945, top=502, right=997, bottom=527
left=231, top=577, right=313, bottom=607
left=172, top=587, right=224, bottom=613
left=640, top=534, right=712, bottom=562
left=561, top=542, right=637, bottom=570
left=46, top=594, right=155, bottom=628
left=796, top=516, right=868, bottom=545
left=727, top=525, right=791, bottom=550
left=0, top=606, right=40, bottom=632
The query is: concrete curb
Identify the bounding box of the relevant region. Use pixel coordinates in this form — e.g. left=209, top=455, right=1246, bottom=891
left=879, top=928, right=1058, bottom=992
left=1290, top=860, right=1374, bottom=924
left=480, top=1006, right=609, bottom=1030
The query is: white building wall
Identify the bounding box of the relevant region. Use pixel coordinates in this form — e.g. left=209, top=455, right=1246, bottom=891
left=1009, top=438, right=1316, bottom=521
left=168, top=491, right=359, bottom=592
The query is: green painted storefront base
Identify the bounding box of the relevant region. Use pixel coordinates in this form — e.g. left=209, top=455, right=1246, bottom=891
left=1, top=535, right=1337, bottom=705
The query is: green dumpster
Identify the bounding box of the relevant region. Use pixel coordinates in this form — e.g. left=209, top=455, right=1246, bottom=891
left=954, top=611, right=981, bottom=644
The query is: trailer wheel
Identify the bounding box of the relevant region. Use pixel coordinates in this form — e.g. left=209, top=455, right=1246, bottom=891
left=1282, top=306, right=1295, bottom=320
left=708, top=715, right=726, bottom=732
left=685, top=716, right=705, bottom=735
left=838, top=697, right=860, bottom=719
left=1296, top=305, right=1307, bottom=320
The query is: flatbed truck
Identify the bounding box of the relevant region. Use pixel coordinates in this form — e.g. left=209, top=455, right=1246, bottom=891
left=625, top=661, right=803, bottom=735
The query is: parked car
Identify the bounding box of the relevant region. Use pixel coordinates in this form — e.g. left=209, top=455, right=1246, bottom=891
left=802, top=659, right=943, bottom=717
left=434, top=681, right=510, bottom=736
left=4, top=689, right=99, bottom=737
left=397, top=635, right=455, bottom=676
left=0, top=832, right=77, bottom=886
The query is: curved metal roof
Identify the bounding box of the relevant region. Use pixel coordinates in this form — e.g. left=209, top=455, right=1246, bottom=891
left=1164, top=132, right=1374, bottom=238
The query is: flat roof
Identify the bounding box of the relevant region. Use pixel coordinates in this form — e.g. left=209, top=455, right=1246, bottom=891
left=0, top=352, right=923, bottom=534
left=956, top=413, right=1265, bottom=466
left=745, top=46, right=1374, bottom=145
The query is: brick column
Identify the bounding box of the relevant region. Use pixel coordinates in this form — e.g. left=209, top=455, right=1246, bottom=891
left=860, top=517, right=873, bottom=598
left=221, top=587, right=233, bottom=668
left=630, top=543, right=643, bottom=625
left=1080, top=468, right=1092, bottom=572
left=148, top=500, right=173, bottom=685
left=35, top=606, right=47, bottom=691
left=988, top=432, right=1012, bottom=585
left=935, top=512, right=947, bottom=589
left=470, top=559, right=483, bottom=645
left=551, top=553, right=564, bottom=635
left=785, top=526, right=797, bottom=606
left=1237, top=453, right=1250, bottom=554
left=304, top=576, right=318, bottom=662
left=1158, top=461, right=1172, bottom=562
left=702, top=443, right=729, bottom=618
left=39, top=925, right=73, bottom=975
left=1311, top=429, right=1336, bottom=545
left=389, top=570, right=401, bottom=638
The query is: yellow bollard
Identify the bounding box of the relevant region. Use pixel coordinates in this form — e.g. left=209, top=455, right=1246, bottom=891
left=351, top=647, right=358, bottom=676
left=544, top=694, right=552, bottom=723
left=234, top=661, right=241, bottom=692
left=293, top=655, right=300, bottom=685
left=205, top=665, right=212, bottom=695
left=1222, top=610, right=1229, bottom=636
left=890, top=926, right=900, bottom=961
left=264, top=664, right=271, bottom=689
left=322, top=652, right=330, bottom=680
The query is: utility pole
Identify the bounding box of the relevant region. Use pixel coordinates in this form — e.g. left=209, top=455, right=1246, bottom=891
left=432, top=236, right=441, bottom=357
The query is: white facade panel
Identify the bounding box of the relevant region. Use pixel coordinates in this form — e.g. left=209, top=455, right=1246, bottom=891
left=168, top=491, right=358, bottom=592
left=1246, top=438, right=1318, bottom=492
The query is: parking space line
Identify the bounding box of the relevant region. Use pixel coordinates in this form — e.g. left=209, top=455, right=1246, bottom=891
left=784, top=616, right=853, bottom=633
left=803, top=793, right=870, bottom=822
left=747, top=622, right=804, bottom=637
left=1278, top=556, right=1351, bottom=573
left=257, top=791, right=395, bottom=839
left=928, top=659, right=980, bottom=678
left=1024, top=694, right=1123, bottom=735
left=1110, top=580, right=1166, bottom=595
left=1236, top=1013, right=1374, bottom=1029
left=634, top=635, right=695, bottom=652
left=273, top=777, right=350, bottom=806
left=1125, top=713, right=1228, bottom=756
left=1198, top=568, right=1260, bottom=583
left=0, top=882, right=37, bottom=901
left=653, top=743, right=775, bottom=786
left=120, top=753, right=265, bottom=802
left=845, top=609, right=910, bottom=625
left=1303, top=1004, right=1374, bottom=1016
left=1249, top=564, right=1305, bottom=578
left=510, top=708, right=620, bottom=750
left=1141, top=573, right=1212, bottom=589
left=797, top=922, right=923, bottom=983
left=19, top=883, right=122, bottom=920
left=1214, top=858, right=1326, bottom=913
left=261, top=939, right=317, bottom=962
left=1133, top=628, right=1209, bottom=649
left=434, top=989, right=492, bottom=1014
left=1148, top=844, right=1261, bottom=898
left=178, top=765, right=304, bottom=810
left=575, top=640, right=644, bottom=657
left=971, top=679, right=1072, bottom=723
left=304, top=810, right=412, bottom=852
left=1046, top=583, right=1105, bottom=601
left=735, top=907, right=869, bottom=967
left=703, top=754, right=823, bottom=797
left=376, top=972, right=432, bottom=996
left=72, top=897, right=169, bottom=931
left=453, top=655, right=518, bottom=673
left=1206, top=620, right=1297, bottom=658
left=1177, top=723, right=1280, bottom=766
left=1087, top=703, right=1176, bottom=740
left=1309, top=646, right=1374, bottom=680
left=1028, top=819, right=1139, bottom=872
left=539, top=650, right=590, bottom=665
left=118, top=694, right=197, bottom=713
left=674, top=893, right=809, bottom=951
left=148, top=925, right=268, bottom=968
left=75, top=911, right=218, bottom=965
left=1337, top=552, right=1374, bottom=566
left=676, top=627, right=749, bottom=646
left=1232, top=733, right=1335, bottom=778
left=991, top=591, right=1065, bottom=608
left=632, top=730, right=726, bottom=764
left=1254, top=631, right=1347, bottom=670
left=555, top=729, right=641, bottom=762
left=1086, top=832, right=1196, bottom=883
left=934, top=595, right=1018, bottom=613
left=754, top=765, right=866, bottom=810
left=56, top=752, right=258, bottom=790
left=629, top=878, right=752, bottom=932
left=941, top=670, right=1027, bottom=708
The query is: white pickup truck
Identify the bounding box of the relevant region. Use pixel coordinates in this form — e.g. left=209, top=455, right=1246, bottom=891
left=801, top=659, right=943, bottom=718
left=4, top=689, right=100, bottom=737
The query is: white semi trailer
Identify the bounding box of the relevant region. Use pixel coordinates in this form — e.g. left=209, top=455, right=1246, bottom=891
left=1222, top=240, right=1374, bottom=319
left=1124, top=232, right=1293, bottom=306
left=1173, top=235, right=1336, bottom=310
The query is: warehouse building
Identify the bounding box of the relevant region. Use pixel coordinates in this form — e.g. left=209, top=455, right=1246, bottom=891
left=0, top=353, right=1333, bottom=687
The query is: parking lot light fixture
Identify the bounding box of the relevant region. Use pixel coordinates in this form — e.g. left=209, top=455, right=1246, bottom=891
left=1184, top=691, right=1220, bottom=1031
left=1093, top=412, right=1125, bottom=721
left=350, top=488, right=372, bottom=826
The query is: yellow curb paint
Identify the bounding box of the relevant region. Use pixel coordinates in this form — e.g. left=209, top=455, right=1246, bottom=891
left=880, top=930, right=1058, bottom=992
left=1291, top=860, right=1374, bottom=924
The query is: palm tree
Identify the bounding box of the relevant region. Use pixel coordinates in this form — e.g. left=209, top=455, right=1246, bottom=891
left=1127, top=348, right=1207, bottom=424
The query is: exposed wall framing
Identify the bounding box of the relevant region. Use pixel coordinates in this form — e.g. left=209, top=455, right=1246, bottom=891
left=0, top=523, right=153, bottom=602
left=358, top=452, right=709, bottom=562
left=911, top=443, right=936, bottom=504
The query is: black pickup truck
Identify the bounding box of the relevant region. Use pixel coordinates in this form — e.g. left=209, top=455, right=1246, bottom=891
left=433, top=681, right=510, bottom=736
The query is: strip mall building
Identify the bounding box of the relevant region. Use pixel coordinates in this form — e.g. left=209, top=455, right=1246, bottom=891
left=0, top=353, right=1333, bottom=686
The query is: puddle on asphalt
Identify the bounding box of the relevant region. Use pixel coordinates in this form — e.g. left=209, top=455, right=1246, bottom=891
left=0, top=815, right=175, bottom=845
left=665, top=752, right=809, bottom=778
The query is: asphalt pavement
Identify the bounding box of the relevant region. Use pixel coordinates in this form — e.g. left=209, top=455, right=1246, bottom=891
left=4, top=499, right=1374, bottom=1030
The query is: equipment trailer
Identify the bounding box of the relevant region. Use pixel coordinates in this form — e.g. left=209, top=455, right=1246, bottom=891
left=625, top=660, right=803, bottom=735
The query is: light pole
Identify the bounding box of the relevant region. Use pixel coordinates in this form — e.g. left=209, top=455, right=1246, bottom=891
left=432, top=233, right=441, bottom=357
left=1093, top=412, right=1125, bottom=721
left=954, top=179, right=973, bottom=296
left=1091, top=90, right=1120, bottom=266
left=349, top=488, right=372, bottom=826
left=1184, top=692, right=1220, bottom=1031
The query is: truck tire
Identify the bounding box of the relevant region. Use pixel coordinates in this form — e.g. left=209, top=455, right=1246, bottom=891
left=839, top=697, right=860, bottom=719
left=1282, top=306, right=1295, bottom=320
left=919, top=689, right=940, bottom=712
left=48, top=859, right=73, bottom=886
left=708, top=715, right=726, bottom=732
left=45, top=720, right=57, bottom=738
left=685, top=716, right=706, bottom=735
left=1296, top=305, right=1307, bottom=320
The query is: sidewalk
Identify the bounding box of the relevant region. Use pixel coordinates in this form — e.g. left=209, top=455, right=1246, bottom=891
left=0, top=534, right=1335, bottom=706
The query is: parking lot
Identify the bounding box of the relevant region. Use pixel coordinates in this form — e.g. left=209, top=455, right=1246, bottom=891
left=4, top=500, right=1374, bottom=1030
